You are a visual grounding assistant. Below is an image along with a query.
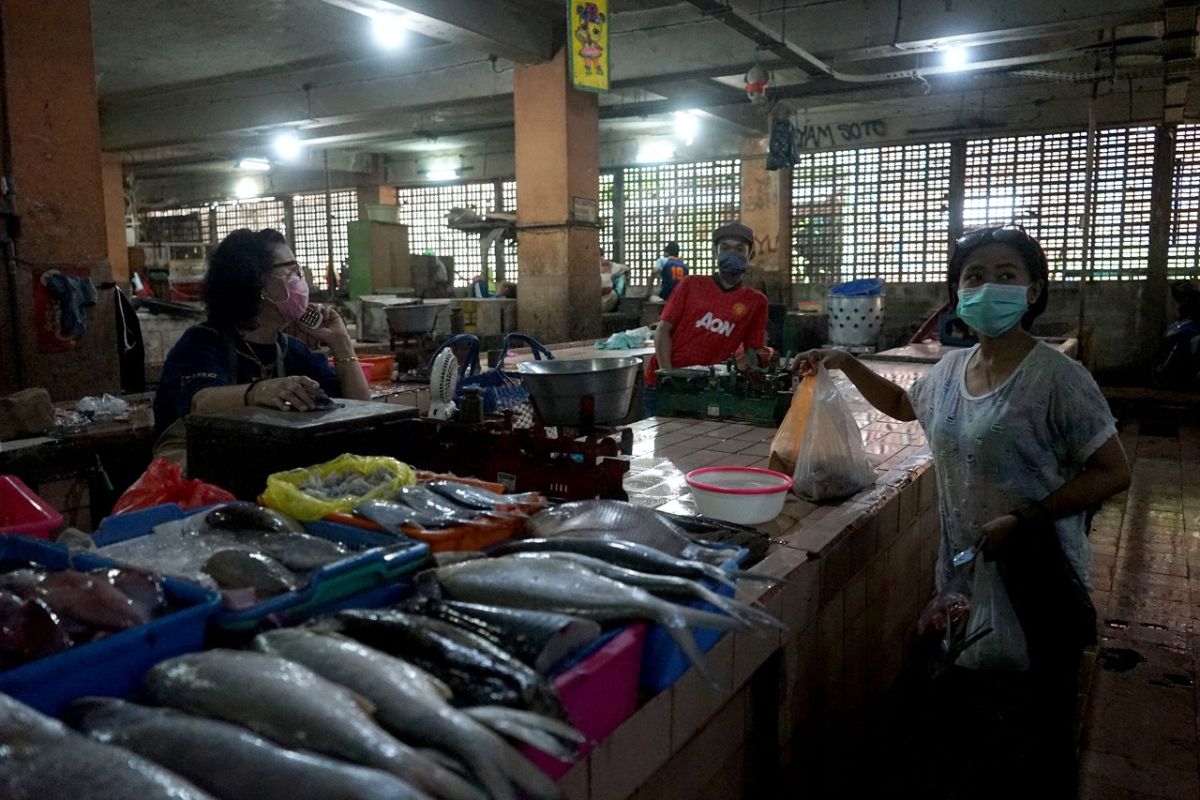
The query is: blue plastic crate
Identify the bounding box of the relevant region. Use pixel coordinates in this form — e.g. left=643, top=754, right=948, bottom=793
left=93, top=504, right=429, bottom=632
left=0, top=537, right=220, bottom=715
left=639, top=546, right=748, bottom=694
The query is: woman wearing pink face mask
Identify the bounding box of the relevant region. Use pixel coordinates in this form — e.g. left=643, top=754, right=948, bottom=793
left=152, top=228, right=370, bottom=467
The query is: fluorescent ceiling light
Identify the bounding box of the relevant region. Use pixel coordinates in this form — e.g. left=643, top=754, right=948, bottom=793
left=673, top=110, right=701, bottom=146
left=273, top=131, right=302, bottom=161
left=372, top=13, right=407, bottom=49
left=942, top=46, right=969, bottom=71
left=425, top=168, right=459, bottom=181
left=636, top=141, right=675, bottom=164
left=234, top=176, right=262, bottom=199
left=235, top=157, right=271, bottom=172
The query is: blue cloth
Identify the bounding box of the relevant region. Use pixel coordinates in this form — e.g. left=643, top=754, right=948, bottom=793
left=44, top=272, right=98, bottom=337
left=656, top=257, right=688, bottom=301
left=153, top=325, right=340, bottom=437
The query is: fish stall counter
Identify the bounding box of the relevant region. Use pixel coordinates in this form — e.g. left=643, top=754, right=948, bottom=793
left=566, top=360, right=942, bottom=800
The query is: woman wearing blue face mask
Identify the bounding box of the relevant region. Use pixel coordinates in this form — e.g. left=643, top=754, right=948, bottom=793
left=796, top=225, right=1130, bottom=796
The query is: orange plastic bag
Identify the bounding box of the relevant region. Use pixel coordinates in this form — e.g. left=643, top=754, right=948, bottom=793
left=111, top=458, right=236, bottom=515
left=768, top=375, right=816, bottom=476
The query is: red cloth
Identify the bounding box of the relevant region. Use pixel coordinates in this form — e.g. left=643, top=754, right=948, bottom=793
left=645, top=275, right=768, bottom=386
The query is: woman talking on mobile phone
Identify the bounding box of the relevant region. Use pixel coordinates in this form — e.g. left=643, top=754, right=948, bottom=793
left=151, top=228, right=370, bottom=467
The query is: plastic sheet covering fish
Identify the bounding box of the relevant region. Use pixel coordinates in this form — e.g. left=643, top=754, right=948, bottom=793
left=143, top=650, right=485, bottom=800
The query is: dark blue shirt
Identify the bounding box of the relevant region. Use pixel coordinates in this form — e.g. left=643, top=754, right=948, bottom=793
left=153, top=325, right=341, bottom=437
left=658, top=257, right=688, bottom=301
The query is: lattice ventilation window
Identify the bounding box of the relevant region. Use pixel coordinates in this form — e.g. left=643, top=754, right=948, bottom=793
left=1170, top=124, right=1200, bottom=279
left=599, top=172, right=615, bottom=261
left=212, top=199, right=287, bottom=243
left=500, top=179, right=518, bottom=284
left=791, top=143, right=951, bottom=284
left=963, top=127, right=1153, bottom=281
left=397, top=181, right=500, bottom=288
left=621, top=159, right=741, bottom=287
left=292, top=190, right=359, bottom=290
left=142, top=207, right=210, bottom=244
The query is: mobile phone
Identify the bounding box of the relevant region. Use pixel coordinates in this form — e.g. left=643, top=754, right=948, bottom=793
left=298, top=305, right=322, bottom=329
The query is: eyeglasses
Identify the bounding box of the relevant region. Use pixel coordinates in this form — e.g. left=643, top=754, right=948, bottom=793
left=953, top=224, right=1033, bottom=251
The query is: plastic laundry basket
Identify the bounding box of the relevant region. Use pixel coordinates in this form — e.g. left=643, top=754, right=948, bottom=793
left=826, top=295, right=885, bottom=347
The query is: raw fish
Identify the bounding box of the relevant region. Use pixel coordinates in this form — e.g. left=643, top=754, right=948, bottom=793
left=462, top=706, right=586, bottom=762
left=254, top=629, right=565, bottom=800
left=0, top=692, right=69, bottom=744
left=403, top=596, right=601, bottom=673
left=92, top=568, right=167, bottom=618
left=0, top=591, right=71, bottom=667
left=527, top=500, right=731, bottom=563
left=355, top=499, right=455, bottom=532
left=143, top=650, right=484, bottom=800
left=202, top=551, right=298, bottom=596
left=430, top=556, right=747, bottom=687
left=69, top=697, right=431, bottom=800
left=426, top=482, right=543, bottom=513
left=31, top=570, right=147, bottom=630
left=253, top=532, right=349, bottom=571
left=325, top=609, right=566, bottom=719
left=203, top=502, right=303, bottom=534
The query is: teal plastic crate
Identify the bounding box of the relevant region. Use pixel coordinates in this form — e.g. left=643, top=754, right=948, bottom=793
left=94, top=504, right=429, bottom=632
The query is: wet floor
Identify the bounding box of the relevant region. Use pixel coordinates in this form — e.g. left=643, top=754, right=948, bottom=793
left=1077, top=415, right=1200, bottom=799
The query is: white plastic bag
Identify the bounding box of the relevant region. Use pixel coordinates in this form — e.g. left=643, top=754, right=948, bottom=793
left=791, top=365, right=875, bottom=501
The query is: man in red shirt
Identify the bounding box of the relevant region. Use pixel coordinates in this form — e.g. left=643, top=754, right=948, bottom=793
left=643, top=220, right=771, bottom=416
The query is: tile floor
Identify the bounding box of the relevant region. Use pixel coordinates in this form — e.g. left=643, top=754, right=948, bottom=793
left=1077, top=415, right=1200, bottom=800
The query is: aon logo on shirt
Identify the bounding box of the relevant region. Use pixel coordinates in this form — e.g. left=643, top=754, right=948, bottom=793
left=695, top=311, right=735, bottom=337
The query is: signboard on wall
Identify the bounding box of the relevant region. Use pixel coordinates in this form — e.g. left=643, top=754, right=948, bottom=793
left=569, top=1, right=609, bottom=93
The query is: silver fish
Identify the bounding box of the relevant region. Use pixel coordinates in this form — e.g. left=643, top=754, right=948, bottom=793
left=425, top=482, right=541, bottom=513
left=462, top=706, right=586, bottom=763
left=143, top=650, right=485, bottom=800
left=0, top=692, right=69, bottom=746
left=202, top=550, right=298, bottom=596
left=500, top=552, right=784, bottom=632
left=432, top=556, right=746, bottom=687
left=69, top=697, right=431, bottom=800
left=355, top=499, right=456, bottom=532
left=254, top=531, right=349, bottom=571
left=527, top=500, right=732, bottom=564
left=253, top=629, right=564, bottom=800
left=204, top=502, right=303, bottom=535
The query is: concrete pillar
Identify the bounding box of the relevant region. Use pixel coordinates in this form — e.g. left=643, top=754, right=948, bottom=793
left=0, top=0, right=117, bottom=398
left=513, top=48, right=601, bottom=343
left=357, top=185, right=397, bottom=220
left=101, top=153, right=129, bottom=284
left=739, top=137, right=792, bottom=306
left=1140, top=124, right=1174, bottom=363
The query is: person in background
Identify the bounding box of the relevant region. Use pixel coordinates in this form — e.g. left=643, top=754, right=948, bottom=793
left=496, top=281, right=518, bottom=299
left=470, top=273, right=491, bottom=298
left=600, top=250, right=628, bottom=313
left=794, top=225, right=1130, bottom=797
left=652, top=241, right=688, bottom=302
left=152, top=228, right=370, bottom=468
left=643, top=221, right=771, bottom=416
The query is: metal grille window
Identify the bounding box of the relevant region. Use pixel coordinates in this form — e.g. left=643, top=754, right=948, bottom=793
left=621, top=159, right=741, bottom=286
left=599, top=172, right=615, bottom=261
left=212, top=199, right=287, bottom=243
left=500, top=179, right=517, bottom=284
left=791, top=143, right=951, bottom=283
left=142, top=207, right=210, bottom=243
left=292, top=190, right=358, bottom=289
left=1170, top=124, right=1200, bottom=279
left=397, top=181, right=500, bottom=288
left=963, top=127, right=1153, bottom=281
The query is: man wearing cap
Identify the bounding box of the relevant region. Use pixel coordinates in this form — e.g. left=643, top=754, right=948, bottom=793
left=643, top=221, right=771, bottom=416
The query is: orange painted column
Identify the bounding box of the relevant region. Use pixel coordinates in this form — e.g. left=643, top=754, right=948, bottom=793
left=0, top=0, right=118, bottom=398
left=102, top=153, right=130, bottom=284
left=513, top=48, right=601, bottom=343
left=740, top=137, right=793, bottom=306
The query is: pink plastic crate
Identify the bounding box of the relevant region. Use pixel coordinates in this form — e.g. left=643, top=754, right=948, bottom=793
left=0, top=475, right=64, bottom=540
left=523, top=623, right=647, bottom=780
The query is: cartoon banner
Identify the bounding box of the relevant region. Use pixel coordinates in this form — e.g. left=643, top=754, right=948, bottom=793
left=569, top=1, right=609, bottom=93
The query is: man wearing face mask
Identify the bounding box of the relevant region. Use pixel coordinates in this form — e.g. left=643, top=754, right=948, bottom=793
left=642, top=221, right=771, bottom=416
left=152, top=228, right=371, bottom=468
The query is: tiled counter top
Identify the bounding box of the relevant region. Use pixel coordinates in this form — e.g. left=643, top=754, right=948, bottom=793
left=565, top=361, right=943, bottom=800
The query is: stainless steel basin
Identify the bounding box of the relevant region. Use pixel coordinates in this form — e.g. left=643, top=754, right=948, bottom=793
left=517, top=357, right=641, bottom=426
left=385, top=302, right=445, bottom=336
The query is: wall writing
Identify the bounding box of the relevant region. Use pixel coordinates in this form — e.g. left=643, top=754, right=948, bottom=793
left=795, top=119, right=888, bottom=151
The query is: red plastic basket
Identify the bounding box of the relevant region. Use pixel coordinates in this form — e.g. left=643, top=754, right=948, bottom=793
left=0, top=475, right=64, bottom=539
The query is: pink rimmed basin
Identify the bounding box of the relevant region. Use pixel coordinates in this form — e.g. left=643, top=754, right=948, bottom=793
left=684, top=466, right=793, bottom=524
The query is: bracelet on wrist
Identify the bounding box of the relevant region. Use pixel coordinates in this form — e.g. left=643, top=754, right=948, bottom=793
left=244, top=379, right=261, bottom=406
left=332, top=354, right=360, bottom=364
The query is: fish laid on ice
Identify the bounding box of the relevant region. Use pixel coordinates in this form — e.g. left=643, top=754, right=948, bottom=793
left=92, top=569, right=166, bottom=619
left=0, top=591, right=71, bottom=667
left=492, top=536, right=766, bottom=591
left=0, top=694, right=214, bottom=800
left=403, top=596, right=602, bottom=674
left=526, top=500, right=731, bottom=564
left=143, top=650, right=484, bottom=800
left=355, top=499, right=453, bottom=532
left=28, top=570, right=148, bottom=630
left=325, top=609, right=566, bottom=719
left=394, top=486, right=481, bottom=524
left=254, top=629, right=564, bottom=800
left=431, top=556, right=746, bottom=687
left=203, top=502, right=303, bottom=535
left=254, top=532, right=349, bottom=571
left=500, top=552, right=784, bottom=632
left=69, top=697, right=431, bottom=800
left=202, top=551, right=299, bottom=596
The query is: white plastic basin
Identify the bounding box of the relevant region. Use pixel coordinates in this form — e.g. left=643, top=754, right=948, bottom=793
left=684, top=466, right=793, bottom=525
